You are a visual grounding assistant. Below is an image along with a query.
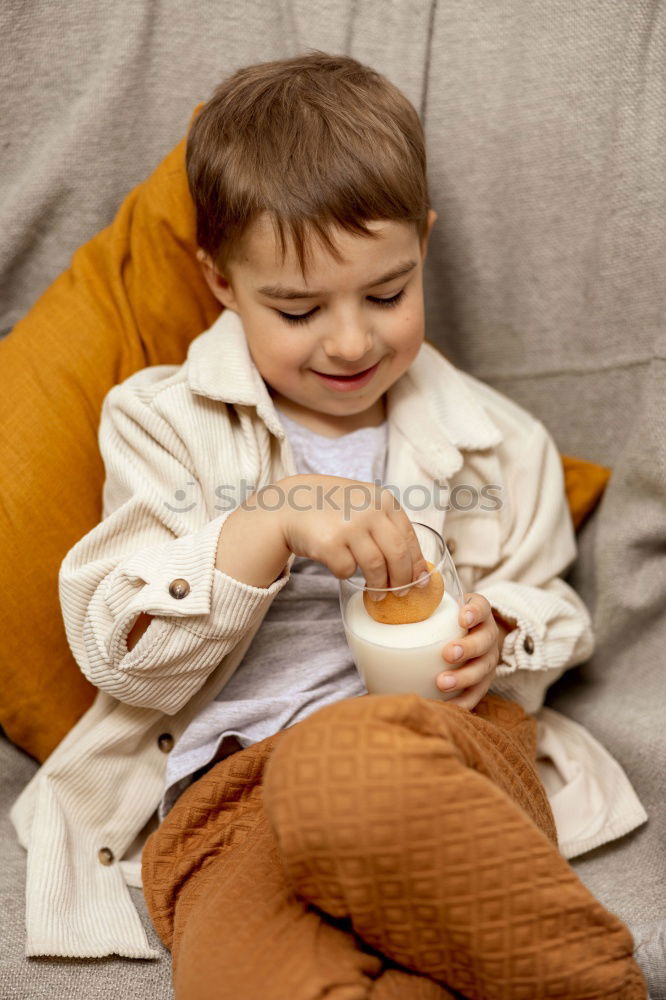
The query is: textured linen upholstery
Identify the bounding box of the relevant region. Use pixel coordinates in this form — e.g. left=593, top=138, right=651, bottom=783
left=0, top=2, right=663, bottom=996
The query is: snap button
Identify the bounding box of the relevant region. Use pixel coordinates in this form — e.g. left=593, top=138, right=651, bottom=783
left=168, top=578, right=190, bottom=599
left=98, top=847, right=114, bottom=866
left=523, top=635, right=535, bottom=655
left=445, top=538, right=456, bottom=556
left=158, top=732, right=174, bottom=753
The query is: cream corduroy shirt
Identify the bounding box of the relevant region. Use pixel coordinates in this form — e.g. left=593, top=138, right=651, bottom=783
left=10, top=309, right=647, bottom=959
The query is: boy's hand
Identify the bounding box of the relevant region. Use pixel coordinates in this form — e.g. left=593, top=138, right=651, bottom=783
left=437, top=594, right=514, bottom=710
left=273, top=474, right=431, bottom=593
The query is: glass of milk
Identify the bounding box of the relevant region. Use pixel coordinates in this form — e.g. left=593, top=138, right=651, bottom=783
left=339, top=522, right=467, bottom=701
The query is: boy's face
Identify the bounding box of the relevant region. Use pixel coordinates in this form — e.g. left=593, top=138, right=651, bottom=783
left=199, top=209, right=437, bottom=436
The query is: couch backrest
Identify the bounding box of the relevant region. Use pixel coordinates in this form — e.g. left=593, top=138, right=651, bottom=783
left=1, top=1, right=664, bottom=717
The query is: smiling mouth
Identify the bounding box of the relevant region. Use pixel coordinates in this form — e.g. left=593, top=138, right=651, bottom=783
left=313, top=363, right=377, bottom=379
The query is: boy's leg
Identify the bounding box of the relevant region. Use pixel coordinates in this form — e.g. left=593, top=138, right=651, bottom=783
left=262, top=692, right=648, bottom=1000
left=370, top=970, right=458, bottom=999
left=171, top=802, right=382, bottom=1000
left=142, top=732, right=450, bottom=1000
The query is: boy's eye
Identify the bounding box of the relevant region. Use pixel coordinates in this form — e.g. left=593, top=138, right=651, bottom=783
left=276, top=289, right=406, bottom=326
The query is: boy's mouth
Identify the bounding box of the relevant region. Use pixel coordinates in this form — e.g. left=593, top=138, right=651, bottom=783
left=311, top=361, right=381, bottom=391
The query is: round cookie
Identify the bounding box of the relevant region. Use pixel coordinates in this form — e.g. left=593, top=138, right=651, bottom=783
left=363, top=560, right=445, bottom=624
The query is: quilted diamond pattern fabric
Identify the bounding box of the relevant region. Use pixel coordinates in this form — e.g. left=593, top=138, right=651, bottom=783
left=142, top=693, right=647, bottom=999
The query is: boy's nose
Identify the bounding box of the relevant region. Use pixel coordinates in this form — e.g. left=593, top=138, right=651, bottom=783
left=322, top=324, right=373, bottom=362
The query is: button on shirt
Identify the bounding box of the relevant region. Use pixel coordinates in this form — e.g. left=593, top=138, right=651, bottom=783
left=159, top=409, right=389, bottom=819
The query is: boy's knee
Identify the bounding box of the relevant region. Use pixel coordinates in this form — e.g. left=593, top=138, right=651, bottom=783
left=261, top=693, right=475, bottom=920
left=262, top=691, right=464, bottom=841
left=265, top=693, right=432, bottom=784
left=266, top=692, right=463, bottom=783
left=283, top=691, right=442, bottom=740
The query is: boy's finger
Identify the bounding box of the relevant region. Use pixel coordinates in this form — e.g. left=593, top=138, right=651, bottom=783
left=371, top=517, right=415, bottom=595
left=459, top=592, right=493, bottom=628
left=350, top=534, right=390, bottom=597
left=388, top=505, right=430, bottom=588
left=444, top=625, right=493, bottom=663
left=437, top=657, right=493, bottom=692
left=444, top=675, right=493, bottom=711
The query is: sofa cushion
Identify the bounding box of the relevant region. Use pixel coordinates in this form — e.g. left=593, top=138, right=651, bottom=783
left=0, top=108, right=219, bottom=764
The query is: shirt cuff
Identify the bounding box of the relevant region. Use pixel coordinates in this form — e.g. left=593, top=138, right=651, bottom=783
left=99, top=510, right=290, bottom=668
left=487, top=599, right=546, bottom=676
left=121, top=562, right=291, bottom=665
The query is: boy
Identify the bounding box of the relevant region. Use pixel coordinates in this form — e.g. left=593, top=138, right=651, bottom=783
left=11, top=51, right=647, bottom=998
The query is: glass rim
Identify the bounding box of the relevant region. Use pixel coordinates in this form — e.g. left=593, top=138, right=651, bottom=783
left=342, top=522, right=447, bottom=593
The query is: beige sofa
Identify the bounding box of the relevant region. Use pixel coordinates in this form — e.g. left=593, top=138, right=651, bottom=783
left=1, top=2, right=664, bottom=996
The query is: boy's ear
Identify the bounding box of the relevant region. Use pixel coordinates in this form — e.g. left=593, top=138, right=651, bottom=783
left=420, top=209, right=438, bottom=259
left=196, top=250, right=239, bottom=311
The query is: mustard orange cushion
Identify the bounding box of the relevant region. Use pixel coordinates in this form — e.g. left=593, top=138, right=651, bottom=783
left=0, top=106, right=611, bottom=762
left=0, top=106, right=220, bottom=762
left=561, top=454, right=612, bottom=531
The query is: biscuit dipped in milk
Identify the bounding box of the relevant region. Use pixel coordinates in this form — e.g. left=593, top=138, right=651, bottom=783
left=342, top=563, right=467, bottom=701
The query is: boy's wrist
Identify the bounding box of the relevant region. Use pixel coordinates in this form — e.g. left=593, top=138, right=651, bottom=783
left=215, top=501, right=290, bottom=589
left=492, top=610, right=516, bottom=661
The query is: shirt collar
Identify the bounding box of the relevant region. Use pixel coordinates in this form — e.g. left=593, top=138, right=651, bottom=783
left=187, top=308, right=502, bottom=480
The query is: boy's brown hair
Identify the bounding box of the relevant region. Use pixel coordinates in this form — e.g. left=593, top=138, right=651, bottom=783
left=186, top=49, right=430, bottom=280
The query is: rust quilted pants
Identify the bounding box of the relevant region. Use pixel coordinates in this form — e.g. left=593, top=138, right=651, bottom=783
left=141, top=693, right=647, bottom=1000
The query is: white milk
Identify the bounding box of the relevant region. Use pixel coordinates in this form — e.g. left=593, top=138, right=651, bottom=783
left=343, top=590, right=467, bottom=701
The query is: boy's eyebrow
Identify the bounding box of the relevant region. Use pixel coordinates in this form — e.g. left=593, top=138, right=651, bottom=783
left=256, top=260, right=418, bottom=300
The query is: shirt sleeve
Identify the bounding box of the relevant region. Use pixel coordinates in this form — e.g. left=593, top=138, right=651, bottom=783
left=473, top=420, right=595, bottom=715
left=58, top=380, right=291, bottom=714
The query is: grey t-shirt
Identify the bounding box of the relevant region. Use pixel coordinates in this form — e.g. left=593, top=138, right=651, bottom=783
left=159, top=407, right=389, bottom=820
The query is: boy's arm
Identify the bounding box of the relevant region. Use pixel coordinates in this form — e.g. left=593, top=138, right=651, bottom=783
left=472, top=420, right=595, bottom=715
left=126, top=502, right=291, bottom=650
left=60, top=381, right=292, bottom=714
